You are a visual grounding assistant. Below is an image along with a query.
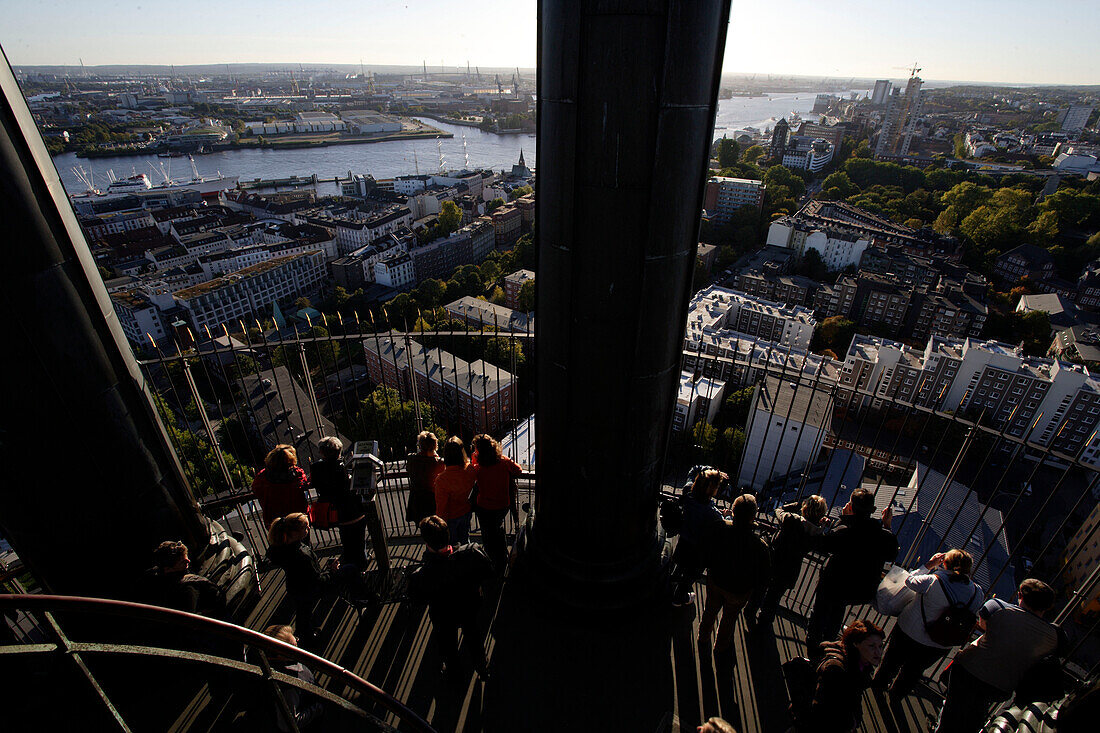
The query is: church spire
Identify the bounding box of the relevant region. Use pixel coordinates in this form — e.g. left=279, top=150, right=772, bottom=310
left=518, top=148, right=526, bottom=167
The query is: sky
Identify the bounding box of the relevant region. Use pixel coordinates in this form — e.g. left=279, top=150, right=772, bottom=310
left=0, top=0, right=1096, bottom=86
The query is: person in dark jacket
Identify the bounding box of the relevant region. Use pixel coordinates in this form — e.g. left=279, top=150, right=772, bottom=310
left=671, top=468, right=729, bottom=606
left=405, top=431, right=444, bottom=525
left=749, top=495, right=829, bottom=630
left=407, top=515, right=494, bottom=679
left=267, top=513, right=332, bottom=648
left=143, top=540, right=226, bottom=618
left=253, top=445, right=311, bottom=529
left=310, top=437, right=366, bottom=569
left=804, top=619, right=885, bottom=733
left=806, top=489, right=898, bottom=655
left=263, top=624, right=324, bottom=731
left=698, top=494, right=771, bottom=656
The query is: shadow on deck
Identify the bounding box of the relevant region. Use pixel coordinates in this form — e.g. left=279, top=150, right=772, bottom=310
left=227, top=538, right=942, bottom=733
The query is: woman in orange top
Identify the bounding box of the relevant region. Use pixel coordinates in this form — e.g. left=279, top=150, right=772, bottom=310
left=433, top=437, right=478, bottom=544
left=471, top=434, right=523, bottom=572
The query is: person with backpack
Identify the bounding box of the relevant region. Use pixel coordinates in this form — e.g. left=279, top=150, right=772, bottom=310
left=407, top=515, right=494, bottom=680
left=934, top=579, right=1060, bottom=733
left=806, top=488, right=899, bottom=656
left=872, top=549, right=983, bottom=697
left=698, top=494, right=771, bottom=656
left=309, top=437, right=367, bottom=569
left=670, top=468, right=729, bottom=606
left=252, top=445, right=311, bottom=529
left=748, top=495, right=829, bottom=631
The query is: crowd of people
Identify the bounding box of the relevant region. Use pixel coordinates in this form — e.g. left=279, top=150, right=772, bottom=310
left=669, top=467, right=1065, bottom=733
left=140, top=444, right=1072, bottom=733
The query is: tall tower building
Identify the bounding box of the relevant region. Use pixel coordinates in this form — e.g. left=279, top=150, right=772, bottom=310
left=875, top=74, right=925, bottom=158
left=871, top=79, right=892, bottom=106
left=769, top=118, right=790, bottom=161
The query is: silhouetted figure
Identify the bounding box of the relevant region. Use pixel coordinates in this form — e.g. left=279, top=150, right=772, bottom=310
left=267, top=513, right=331, bottom=648
left=310, top=436, right=366, bottom=569
left=934, top=579, right=1060, bottom=733
left=697, top=716, right=737, bottom=733
left=407, top=515, right=493, bottom=680
left=471, top=434, right=522, bottom=573
left=253, top=445, right=310, bottom=529
left=671, top=468, right=728, bottom=606
left=749, top=495, right=828, bottom=629
left=144, top=539, right=226, bottom=618
left=805, top=620, right=885, bottom=733
left=698, top=494, right=771, bottom=656
left=263, top=624, right=324, bottom=731
left=873, top=549, right=983, bottom=697
left=806, top=489, right=898, bottom=655
left=433, top=437, right=478, bottom=545
left=405, top=431, right=443, bottom=525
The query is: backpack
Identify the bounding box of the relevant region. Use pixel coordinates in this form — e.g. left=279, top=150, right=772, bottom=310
left=922, top=576, right=979, bottom=646
left=660, top=496, right=686, bottom=537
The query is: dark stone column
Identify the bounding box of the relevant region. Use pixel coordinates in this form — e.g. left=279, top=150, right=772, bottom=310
left=0, top=58, right=209, bottom=597
left=533, top=0, right=731, bottom=604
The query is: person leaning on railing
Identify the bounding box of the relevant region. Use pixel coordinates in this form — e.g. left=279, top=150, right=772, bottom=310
left=933, top=579, right=1060, bottom=733
left=872, top=549, right=983, bottom=698
left=267, top=513, right=331, bottom=648
left=433, top=437, right=478, bottom=545
left=748, top=495, right=829, bottom=631
left=670, top=468, right=729, bottom=607
left=310, top=437, right=366, bottom=569
left=405, top=431, right=443, bottom=525
left=806, top=488, right=899, bottom=658
left=253, top=445, right=310, bottom=529
left=470, top=434, right=522, bottom=574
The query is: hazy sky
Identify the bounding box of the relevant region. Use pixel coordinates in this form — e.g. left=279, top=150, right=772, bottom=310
left=1, top=0, right=1096, bottom=85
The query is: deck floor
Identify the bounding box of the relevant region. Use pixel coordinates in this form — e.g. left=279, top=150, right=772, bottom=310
left=215, top=536, right=943, bottom=733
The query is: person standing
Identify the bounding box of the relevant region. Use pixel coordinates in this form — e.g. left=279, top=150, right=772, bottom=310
left=804, top=619, right=885, bottom=733
left=749, top=495, right=829, bottom=630
left=471, top=434, right=522, bottom=573
left=873, top=549, right=983, bottom=697
left=407, top=515, right=494, bottom=679
left=698, top=494, right=771, bottom=655
left=310, top=437, right=366, bottom=569
left=405, top=431, right=444, bottom=525
left=806, top=488, right=899, bottom=655
left=263, top=624, right=324, bottom=731
left=253, top=445, right=310, bottom=529
left=433, top=437, right=478, bottom=545
left=934, top=579, right=1060, bottom=733
left=671, top=468, right=728, bottom=606
left=267, top=513, right=331, bottom=648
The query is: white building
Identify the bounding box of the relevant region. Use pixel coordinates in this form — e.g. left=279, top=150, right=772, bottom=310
left=767, top=218, right=871, bottom=271
left=374, top=251, right=416, bottom=290
left=685, top=286, right=816, bottom=351
left=673, top=372, right=727, bottom=432
left=1061, top=105, right=1095, bottom=134
left=737, top=377, right=833, bottom=491
left=444, top=296, right=533, bottom=332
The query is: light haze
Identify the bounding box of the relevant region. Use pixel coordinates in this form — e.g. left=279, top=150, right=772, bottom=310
left=1, top=0, right=1096, bottom=85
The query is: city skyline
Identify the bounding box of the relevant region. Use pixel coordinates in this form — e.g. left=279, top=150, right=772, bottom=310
left=1, top=0, right=1098, bottom=86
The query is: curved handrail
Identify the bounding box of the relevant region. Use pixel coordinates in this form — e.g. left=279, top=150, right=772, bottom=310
left=0, top=594, right=436, bottom=733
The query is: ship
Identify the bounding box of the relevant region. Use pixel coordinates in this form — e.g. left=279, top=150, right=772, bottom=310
left=69, top=157, right=239, bottom=203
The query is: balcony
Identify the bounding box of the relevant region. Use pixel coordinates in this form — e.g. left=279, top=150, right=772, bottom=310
left=5, top=324, right=1099, bottom=732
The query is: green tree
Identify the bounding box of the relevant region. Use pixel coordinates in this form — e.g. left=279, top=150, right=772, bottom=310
left=716, top=137, right=740, bottom=168
left=486, top=197, right=505, bottom=213
left=439, top=200, right=462, bottom=234
left=304, top=325, right=341, bottom=371
left=813, top=316, right=856, bottom=355
left=763, top=165, right=806, bottom=198
left=820, top=170, right=859, bottom=200
left=517, top=279, right=536, bottom=312
left=294, top=297, right=312, bottom=310
left=484, top=336, right=525, bottom=370
left=413, top=278, right=447, bottom=308
left=509, top=185, right=533, bottom=201
left=152, top=393, right=254, bottom=495
left=354, top=386, right=443, bottom=457
left=488, top=285, right=506, bottom=305
left=723, top=387, right=756, bottom=427
left=741, top=145, right=766, bottom=164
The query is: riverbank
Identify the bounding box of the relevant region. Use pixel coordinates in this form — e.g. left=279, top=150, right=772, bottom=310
left=72, top=128, right=454, bottom=159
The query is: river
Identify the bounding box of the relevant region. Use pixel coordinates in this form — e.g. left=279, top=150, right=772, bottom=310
left=50, top=91, right=867, bottom=196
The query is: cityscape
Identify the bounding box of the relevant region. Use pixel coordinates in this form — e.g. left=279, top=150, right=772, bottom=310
left=3, top=2, right=1100, bottom=732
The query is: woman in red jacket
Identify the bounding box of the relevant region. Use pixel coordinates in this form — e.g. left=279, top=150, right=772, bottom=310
left=433, top=437, right=478, bottom=545
left=252, top=445, right=310, bottom=529
left=471, top=434, right=522, bottom=572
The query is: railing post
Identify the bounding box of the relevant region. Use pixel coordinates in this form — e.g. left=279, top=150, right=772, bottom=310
left=180, top=354, right=238, bottom=495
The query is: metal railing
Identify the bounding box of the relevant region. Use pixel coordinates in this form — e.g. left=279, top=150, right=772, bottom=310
left=0, top=593, right=435, bottom=733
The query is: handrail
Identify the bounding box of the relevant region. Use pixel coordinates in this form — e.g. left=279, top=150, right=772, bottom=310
left=0, top=594, right=436, bottom=733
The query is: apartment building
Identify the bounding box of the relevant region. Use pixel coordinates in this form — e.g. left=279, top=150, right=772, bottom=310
left=738, top=377, right=833, bottom=491
left=686, top=286, right=817, bottom=352
left=672, top=372, right=727, bottom=433
left=444, top=296, right=533, bottom=332
left=363, top=333, right=515, bottom=435
left=503, top=269, right=536, bottom=310
left=735, top=268, right=817, bottom=307
left=703, top=176, right=766, bottom=221
left=491, top=205, right=522, bottom=247
left=373, top=251, right=415, bottom=291
left=174, top=252, right=328, bottom=333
